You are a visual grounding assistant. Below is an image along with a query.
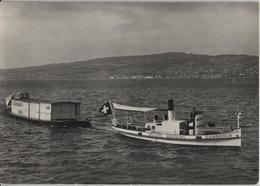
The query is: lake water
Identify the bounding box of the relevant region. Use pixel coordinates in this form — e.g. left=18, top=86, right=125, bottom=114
left=0, top=78, right=258, bottom=184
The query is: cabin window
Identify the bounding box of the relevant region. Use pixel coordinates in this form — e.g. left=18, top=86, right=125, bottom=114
left=163, top=114, right=168, bottom=120
left=152, top=126, right=156, bottom=129
left=188, top=122, right=193, bottom=127
left=180, top=121, right=187, bottom=129
left=25, top=93, right=29, bottom=98
left=156, top=123, right=162, bottom=126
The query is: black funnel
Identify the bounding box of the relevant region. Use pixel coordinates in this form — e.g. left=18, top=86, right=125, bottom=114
left=168, top=99, right=174, bottom=111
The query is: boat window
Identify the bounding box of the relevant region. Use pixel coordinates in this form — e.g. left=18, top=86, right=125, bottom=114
left=163, top=114, right=168, bottom=120
left=156, top=122, right=162, bottom=126
left=180, top=121, right=187, bottom=129
left=152, top=126, right=155, bottom=129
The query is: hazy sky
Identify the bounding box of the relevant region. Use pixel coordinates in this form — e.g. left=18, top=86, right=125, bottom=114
left=0, top=2, right=258, bottom=69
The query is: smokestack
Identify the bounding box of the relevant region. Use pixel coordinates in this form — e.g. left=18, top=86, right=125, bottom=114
left=168, top=99, right=175, bottom=120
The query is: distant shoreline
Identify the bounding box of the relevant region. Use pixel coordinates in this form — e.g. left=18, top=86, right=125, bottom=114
left=0, top=76, right=258, bottom=81
left=0, top=52, right=258, bottom=81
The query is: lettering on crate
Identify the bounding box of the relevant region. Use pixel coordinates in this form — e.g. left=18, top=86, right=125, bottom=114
left=13, top=102, right=23, bottom=107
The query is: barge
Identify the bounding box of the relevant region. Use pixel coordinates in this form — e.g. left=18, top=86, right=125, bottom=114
left=4, top=92, right=91, bottom=127
left=100, top=99, right=241, bottom=147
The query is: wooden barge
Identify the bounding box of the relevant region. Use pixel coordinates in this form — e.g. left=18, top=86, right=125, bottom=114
left=4, top=92, right=91, bottom=127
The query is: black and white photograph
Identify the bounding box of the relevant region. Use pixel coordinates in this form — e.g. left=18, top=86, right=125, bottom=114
left=0, top=1, right=258, bottom=184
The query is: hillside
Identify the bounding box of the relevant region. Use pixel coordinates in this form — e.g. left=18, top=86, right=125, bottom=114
left=0, top=52, right=258, bottom=80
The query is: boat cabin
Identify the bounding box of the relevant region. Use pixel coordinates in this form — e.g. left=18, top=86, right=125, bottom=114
left=112, top=99, right=212, bottom=136
left=145, top=119, right=189, bottom=135
left=144, top=101, right=203, bottom=135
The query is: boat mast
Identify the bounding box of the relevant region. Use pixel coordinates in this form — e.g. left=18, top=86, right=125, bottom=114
left=237, top=115, right=240, bottom=128
left=193, top=107, right=196, bottom=135
left=236, top=105, right=242, bottom=129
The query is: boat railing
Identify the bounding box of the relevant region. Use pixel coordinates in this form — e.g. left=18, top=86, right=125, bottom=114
left=149, top=127, right=233, bottom=135
left=115, top=123, right=149, bottom=132
left=114, top=121, right=233, bottom=135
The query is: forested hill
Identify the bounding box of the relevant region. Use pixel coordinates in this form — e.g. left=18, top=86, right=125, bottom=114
left=0, top=52, right=258, bottom=80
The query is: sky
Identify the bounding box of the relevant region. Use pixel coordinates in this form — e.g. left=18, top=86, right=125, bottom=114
left=0, top=2, right=258, bottom=69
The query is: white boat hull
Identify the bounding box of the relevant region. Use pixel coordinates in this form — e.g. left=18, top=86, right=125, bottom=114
left=112, top=126, right=241, bottom=147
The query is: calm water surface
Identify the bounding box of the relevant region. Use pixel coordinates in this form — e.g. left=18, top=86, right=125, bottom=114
left=0, top=78, right=258, bottom=184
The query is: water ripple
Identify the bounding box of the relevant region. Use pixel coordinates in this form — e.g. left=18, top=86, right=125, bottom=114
left=0, top=78, right=258, bottom=184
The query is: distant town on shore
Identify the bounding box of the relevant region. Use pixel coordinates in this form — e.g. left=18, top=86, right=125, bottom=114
left=0, top=52, right=258, bottom=80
